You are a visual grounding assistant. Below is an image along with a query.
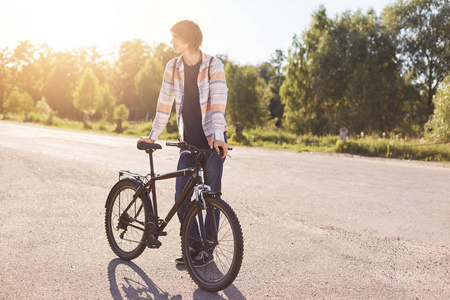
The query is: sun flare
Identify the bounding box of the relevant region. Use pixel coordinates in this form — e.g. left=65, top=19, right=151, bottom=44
left=3, top=0, right=181, bottom=53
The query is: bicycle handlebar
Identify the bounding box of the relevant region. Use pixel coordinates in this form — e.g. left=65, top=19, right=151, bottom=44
left=165, top=141, right=233, bottom=156
left=166, top=141, right=186, bottom=148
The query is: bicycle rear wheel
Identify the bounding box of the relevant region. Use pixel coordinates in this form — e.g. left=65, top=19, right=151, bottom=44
left=105, top=178, right=151, bottom=260
left=181, top=197, right=244, bottom=292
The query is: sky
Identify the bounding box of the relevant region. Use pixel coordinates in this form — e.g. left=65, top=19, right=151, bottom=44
left=1, top=0, right=395, bottom=65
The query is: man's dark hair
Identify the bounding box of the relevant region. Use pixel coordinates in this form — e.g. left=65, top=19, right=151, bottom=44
left=171, top=20, right=203, bottom=50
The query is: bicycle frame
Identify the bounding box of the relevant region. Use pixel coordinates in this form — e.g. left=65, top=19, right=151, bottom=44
left=118, top=148, right=215, bottom=246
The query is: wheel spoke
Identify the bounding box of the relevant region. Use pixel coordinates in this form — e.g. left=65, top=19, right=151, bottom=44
left=105, top=180, right=149, bottom=260
left=181, top=197, right=243, bottom=292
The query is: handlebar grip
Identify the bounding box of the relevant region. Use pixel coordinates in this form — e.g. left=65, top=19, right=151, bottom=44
left=166, top=142, right=187, bottom=149
left=166, top=142, right=179, bottom=147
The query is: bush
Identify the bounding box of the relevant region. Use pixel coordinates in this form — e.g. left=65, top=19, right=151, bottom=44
left=114, top=104, right=129, bottom=121
left=26, top=112, right=44, bottom=123
left=425, top=75, right=450, bottom=143
left=336, top=138, right=450, bottom=161
left=226, top=125, right=249, bottom=145
left=246, top=127, right=297, bottom=144
left=113, top=104, right=129, bottom=133
left=96, top=118, right=113, bottom=131
left=297, top=133, right=338, bottom=147
left=36, top=97, right=53, bottom=116
left=4, top=90, right=33, bottom=116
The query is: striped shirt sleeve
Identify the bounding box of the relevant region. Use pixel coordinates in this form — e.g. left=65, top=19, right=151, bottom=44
left=209, top=58, right=228, bottom=142
left=149, top=59, right=176, bottom=141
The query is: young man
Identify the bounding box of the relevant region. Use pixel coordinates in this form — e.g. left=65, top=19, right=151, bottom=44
left=138, top=20, right=228, bottom=266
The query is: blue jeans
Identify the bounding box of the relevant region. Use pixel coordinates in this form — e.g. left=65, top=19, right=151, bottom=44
left=175, top=150, right=224, bottom=251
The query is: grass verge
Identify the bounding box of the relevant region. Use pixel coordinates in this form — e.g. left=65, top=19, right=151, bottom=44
left=2, top=114, right=449, bottom=163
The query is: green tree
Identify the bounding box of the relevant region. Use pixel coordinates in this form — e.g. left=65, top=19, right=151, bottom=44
left=4, top=90, right=33, bottom=120
left=46, top=51, right=81, bottom=119
left=281, top=8, right=333, bottom=134
left=339, top=10, right=404, bottom=133
left=225, top=62, right=268, bottom=129
left=73, top=68, right=102, bottom=126
left=4, top=90, right=22, bottom=114
left=21, top=91, right=34, bottom=121
left=152, top=43, right=176, bottom=67
left=114, top=104, right=129, bottom=133
left=383, top=0, right=450, bottom=114
left=75, top=47, right=102, bottom=81
left=280, top=35, right=311, bottom=133
left=114, top=40, right=151, bottom=120
left=281, top=7, right=406, bottom=135
left=425, top=75, right=450, bottom=142
left=32, top=44, right=55, bottom=102
left=0, top=47, right=13, bottom=114
left=135, top=56, right=164, bottom=120
left=11, top=41, right=45, bottom=103
left=36, top=97, right=53, bottom=115
left=97, top=84, right=116, bottom=121
left=258, top=49, right=285, bottom=127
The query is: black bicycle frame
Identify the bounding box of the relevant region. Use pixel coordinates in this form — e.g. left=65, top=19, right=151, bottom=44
left=121, top=151, right=207, bottom=237
left=152, top=166, right=201, bottom=235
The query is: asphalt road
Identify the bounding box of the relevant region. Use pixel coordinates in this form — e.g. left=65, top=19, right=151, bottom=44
left=0, top=121, right=449, bottom=299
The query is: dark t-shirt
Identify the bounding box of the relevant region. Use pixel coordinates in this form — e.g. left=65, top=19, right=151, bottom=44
left=182, top=59, right=209, bottom=149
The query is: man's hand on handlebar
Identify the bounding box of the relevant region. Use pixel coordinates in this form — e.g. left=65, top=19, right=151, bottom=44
left=214, top=140, right=228, bottom=159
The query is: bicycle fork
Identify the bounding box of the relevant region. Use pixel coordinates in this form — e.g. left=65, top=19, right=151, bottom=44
left=195, top=183, right=210, bottom=247
left=194, top=173, right=221, bottom=249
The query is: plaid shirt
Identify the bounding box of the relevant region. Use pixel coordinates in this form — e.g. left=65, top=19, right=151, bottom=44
left=149, top=52, right=228, bottom=146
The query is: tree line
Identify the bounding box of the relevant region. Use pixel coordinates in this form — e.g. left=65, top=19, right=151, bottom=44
left=0, top=40, right=176, bottom=124
left=280, top=0, right=448, bottom=137
left=1, top=0, right=448, bottom=138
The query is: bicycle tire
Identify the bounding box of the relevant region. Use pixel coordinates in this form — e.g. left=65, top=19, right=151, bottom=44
left=105, top=178, right=152, bottom=260
left=181, top=197, right=244, bottom=292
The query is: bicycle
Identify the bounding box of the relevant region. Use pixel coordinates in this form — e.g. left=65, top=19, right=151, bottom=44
left=104, top=141, right=244, bottom=292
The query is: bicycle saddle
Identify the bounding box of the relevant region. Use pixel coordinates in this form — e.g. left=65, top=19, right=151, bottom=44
left=137, top=142, right=162, bottom=151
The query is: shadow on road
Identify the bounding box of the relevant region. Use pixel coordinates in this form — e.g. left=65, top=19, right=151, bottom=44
left=108, top=259, right=246, bottom=300
left=175, top=264, right=247, bottom=300
left=108, top=258, right=182, bottom=300
left=192, top=285, right=247, bottom=300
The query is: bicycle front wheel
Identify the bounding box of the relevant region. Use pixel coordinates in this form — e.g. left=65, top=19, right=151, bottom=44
left=105, top=178, right=151, bottom=260
left=181, top=197, right=244, bottom=292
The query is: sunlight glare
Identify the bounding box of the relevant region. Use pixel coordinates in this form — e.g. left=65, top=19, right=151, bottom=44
left=4, top=0, right=178, bottom=52
left=3, top=0, right=221, bottom=58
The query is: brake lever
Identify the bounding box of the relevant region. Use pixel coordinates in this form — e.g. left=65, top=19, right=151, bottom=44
left=217, top=148, right=231, bottom=159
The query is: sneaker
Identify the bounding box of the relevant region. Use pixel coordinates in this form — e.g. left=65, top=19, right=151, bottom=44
left=175, top=255, right=185, bottom=264
left=175, top=247, right=196, bottom=265
left=193, top=250, right=214, bottom=268
left=175, top=249, right=214, bottom=267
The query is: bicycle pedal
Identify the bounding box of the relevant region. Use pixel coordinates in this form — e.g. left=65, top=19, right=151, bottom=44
left=146, top=239, right=162, bottom=249
left=160, top=231, right=167, bottom=236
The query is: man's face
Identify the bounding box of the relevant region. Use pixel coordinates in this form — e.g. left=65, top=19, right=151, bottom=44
left=170, top=33, right=189, bottom=54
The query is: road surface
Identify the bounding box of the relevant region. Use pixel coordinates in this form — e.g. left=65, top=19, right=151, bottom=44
left=0, top=121, right=449, bottom=299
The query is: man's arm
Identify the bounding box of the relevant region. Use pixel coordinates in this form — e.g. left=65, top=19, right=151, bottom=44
left=210, top=58, right=228, bottom=149
left=148, top=59, right=177, bottom=141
